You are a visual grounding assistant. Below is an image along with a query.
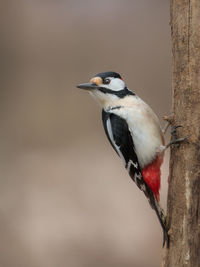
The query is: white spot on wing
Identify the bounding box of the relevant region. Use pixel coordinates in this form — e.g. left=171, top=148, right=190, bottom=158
left=106, top=117, right=126, bottom=166
left=140, top=184, right=146, bottom=192
left=135, top=172, right=142, bottom=180
left=127, top=160, right=138, bottom=172
left=133, top=162, right=138, bottom=169
left=133, top=172, right=142, bottom=186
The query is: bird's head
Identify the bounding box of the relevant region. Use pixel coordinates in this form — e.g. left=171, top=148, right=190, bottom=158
left=77, top=71, right=135, bottom=107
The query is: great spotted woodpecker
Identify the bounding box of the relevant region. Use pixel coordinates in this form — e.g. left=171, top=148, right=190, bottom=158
left=77, top=71, right=182, bottom=247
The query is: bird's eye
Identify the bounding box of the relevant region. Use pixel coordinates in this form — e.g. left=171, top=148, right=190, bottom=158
left=104, top=78, right=110, bottom=84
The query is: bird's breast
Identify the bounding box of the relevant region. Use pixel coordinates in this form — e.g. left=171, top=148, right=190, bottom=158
left=110, top=97, right=164, bottom=168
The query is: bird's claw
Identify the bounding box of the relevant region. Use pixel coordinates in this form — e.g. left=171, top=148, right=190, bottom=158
left=171, top=125, right=182, bottom=133
left=164, top=125, right=189, bottom=150
left=170, top=125, right=189, bottom=147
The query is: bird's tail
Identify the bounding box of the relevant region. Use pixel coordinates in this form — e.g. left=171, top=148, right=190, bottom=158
left=144, top=185, right=169, bottom=247
left=128, top=163, right=169, bottom=247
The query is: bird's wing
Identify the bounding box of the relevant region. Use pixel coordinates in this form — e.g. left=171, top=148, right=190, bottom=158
left=102, top=109, right=144, bottom=188
left=102, top=109, right=168, bottom=246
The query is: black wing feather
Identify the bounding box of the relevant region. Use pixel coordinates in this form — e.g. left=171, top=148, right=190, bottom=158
left=102, top=109, right=169, bottom=247
left=102, top=110, right=137, bottom=166
left=102, top=109, right=142, bottom=181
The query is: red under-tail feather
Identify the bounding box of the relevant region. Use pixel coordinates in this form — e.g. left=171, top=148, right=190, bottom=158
left=142, top=155, right=164, bottom=201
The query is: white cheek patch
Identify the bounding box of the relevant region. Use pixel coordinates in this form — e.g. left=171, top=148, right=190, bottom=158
left=109, top=78, right=125, bottom=91
left=101, top=78, right=125, bottom=91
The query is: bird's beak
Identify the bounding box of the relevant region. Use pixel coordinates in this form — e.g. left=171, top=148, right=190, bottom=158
left=77, top=83, right=99, bottom=90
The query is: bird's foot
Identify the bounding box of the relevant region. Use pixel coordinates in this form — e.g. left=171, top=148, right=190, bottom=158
left=162, top=122, right=170, bottom=135
left=162, top=114, right=174, bottom=134
left=164, top=125, right=189, bottom=150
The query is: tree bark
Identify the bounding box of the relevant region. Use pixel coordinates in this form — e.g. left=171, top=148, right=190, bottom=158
left=162, top=0, right=200, bottom=266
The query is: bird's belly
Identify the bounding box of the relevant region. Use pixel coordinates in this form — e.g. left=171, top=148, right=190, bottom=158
left=130, top=126, right=162, bottom=168
left=110, top=104, right=163, bottom=168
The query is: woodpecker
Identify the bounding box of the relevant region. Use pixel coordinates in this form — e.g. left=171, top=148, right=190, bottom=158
left=77, top=71, right=169, bottom=246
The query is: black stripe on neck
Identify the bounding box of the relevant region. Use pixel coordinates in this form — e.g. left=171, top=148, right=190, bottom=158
left=98, top=87, right=135, bottom=98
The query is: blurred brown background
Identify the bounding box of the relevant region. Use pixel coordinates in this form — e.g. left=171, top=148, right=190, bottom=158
left=0, top=1, right=171, bottom=267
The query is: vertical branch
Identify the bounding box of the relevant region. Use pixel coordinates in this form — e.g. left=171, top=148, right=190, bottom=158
left=163, top=0, right=200, bottom=266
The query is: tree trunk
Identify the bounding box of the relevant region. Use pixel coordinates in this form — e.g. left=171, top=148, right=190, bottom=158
left=162, top=0, right=200, bottom=266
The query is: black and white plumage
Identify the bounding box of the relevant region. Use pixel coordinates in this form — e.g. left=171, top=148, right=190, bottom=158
left=102, top=109, right=167, bottom=245
left=77, top=71, right=169, bottom=246
left=102, top=109, right=142, bottom=185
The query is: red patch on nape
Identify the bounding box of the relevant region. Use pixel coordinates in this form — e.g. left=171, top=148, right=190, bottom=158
left=142, top=155, right=164, bottom=202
